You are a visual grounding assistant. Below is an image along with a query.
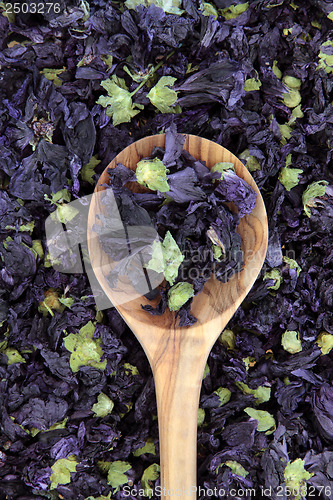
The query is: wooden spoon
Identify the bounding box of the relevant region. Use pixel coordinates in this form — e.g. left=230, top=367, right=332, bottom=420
left=87, top=134, right=268, bottom=499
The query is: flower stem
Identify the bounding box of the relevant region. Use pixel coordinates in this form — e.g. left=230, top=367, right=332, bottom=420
left=130, top=50, right=175, bottom=97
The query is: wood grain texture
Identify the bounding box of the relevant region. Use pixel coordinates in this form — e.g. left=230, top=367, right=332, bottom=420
left=87, top=134, right=268, bottom=498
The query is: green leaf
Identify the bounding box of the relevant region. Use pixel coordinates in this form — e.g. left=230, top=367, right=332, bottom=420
left=289, top=104, right=304, bottom=124
left=97, top=76, right=143, bottom=126
left=51, top=189, right=71, bottom=203
left=282, top=75, right=301, bottom=108
left=146, top=230, right=184, bottom=285
left=302, top=180, right=328, bottom=217
left=244, top=78, right=262, bottom=91
left=211, top=162, right=235, bottom=179
left=136, top=158, right=170, bottom=192
left=202, top=363, right=210, bottom=379
left=197, top=408, right=205, bottom=427
left=0, top=340, right=8, bottom=351
left=168, top=282, right=194, bottom=312
left=97, top=461, right=113, bottom=475
left=147, top=76, right=178, bottom=113
left=199, top=2, right=218, bottom=19
left=124, top=362, right=139, bottom=375
left=50, top=455, right=78, bottom=490
left=47, top=193, right=79, bottom=224
left=0, top=2, right=15, bottom=22
left=283, top=256, right=302, bottom=276
left=100, top=55, right=113, bottom=71
left=125, top=0, right=184, bottom=15
left=281, top=330, right=302, bottom=354
left=81, top=156, right=101, bottom=185
left=219, top=329, right=235, bottom=349
left=212, top=244, right=222, bottom=260
left=278, top=167, right=303, bottom=191
left=272, top=60, right=282, bottom=79
left=59, top=297, right=75, bottom=309
left=206, top=227, right=226, bottom=255
left=283, top=88, right=301, bottom=108
left=221, top=2, right=249, bottom=19
left=186, top=63, right=200, bottom=74
left=92, top=393, right=114, bottom=418
left=107, top=461, right=131, bottom=490
left=239, top=150, right=261, bottom=172
left=279, top=123, right=293, bottom=144
left=154, top=0, right=184, bottom=15
left=133, top=438, right=156, bottom=456
left=141, top=463, right=160, bottom=498
left=5, top=220, right=35, bottom=233
left=244, top=408, right=276, bottom=434
left=283, top=75, right=301, bottom=90
left=283, top=27, right=293, bottom=36
left=263, top=269, right=283, bottom=290
left=214, top=387, right=231, bottom=406
left=236, top=382, right=271, bottom=404
left=285, top=154, right=292, bottom=167
left=284, top=459, right=313, bottom=500
left=49, top=418, right=68, bottom=431
left=44, top=251, right=61, bottom=268
left=3, top=236, right=13, bottom=248
left=30, top=427, right=40, bottom=437
left=63, top=321, right=107, bottom=373
left=316, top=331, right=333, bottom=355
left=79, top=0, right=90, bottom=21
left=41, top=68, right=65, bottom=87
left=311, top=19, right=322, bottom=29
left=217, top=461, right=248, bottom=478
left=57, top=204, right=79, bottom=224
left=29, top=418, right=68, bottom=437
left=318, top=40, right=333, bottom=74
left=4, top=348, right=26, bottom=365
left=243, top=356, right=256, bottom=370
left=21, top=221, right=35, bottom=232
left=125, top=0, right=147, bottom=9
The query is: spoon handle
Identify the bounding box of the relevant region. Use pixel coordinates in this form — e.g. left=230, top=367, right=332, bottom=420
left=152, top=330, right=208, bottom=499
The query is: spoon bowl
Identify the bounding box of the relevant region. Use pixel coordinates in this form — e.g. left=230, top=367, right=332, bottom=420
left=87, top=134, right=268, bottom=499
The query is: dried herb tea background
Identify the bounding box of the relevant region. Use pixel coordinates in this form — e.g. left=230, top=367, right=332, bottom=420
left=0, top=1, right=332, bottom=499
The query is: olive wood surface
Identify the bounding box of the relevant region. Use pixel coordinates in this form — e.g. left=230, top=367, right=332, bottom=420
left=87, top=134, right=268, bottom=499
